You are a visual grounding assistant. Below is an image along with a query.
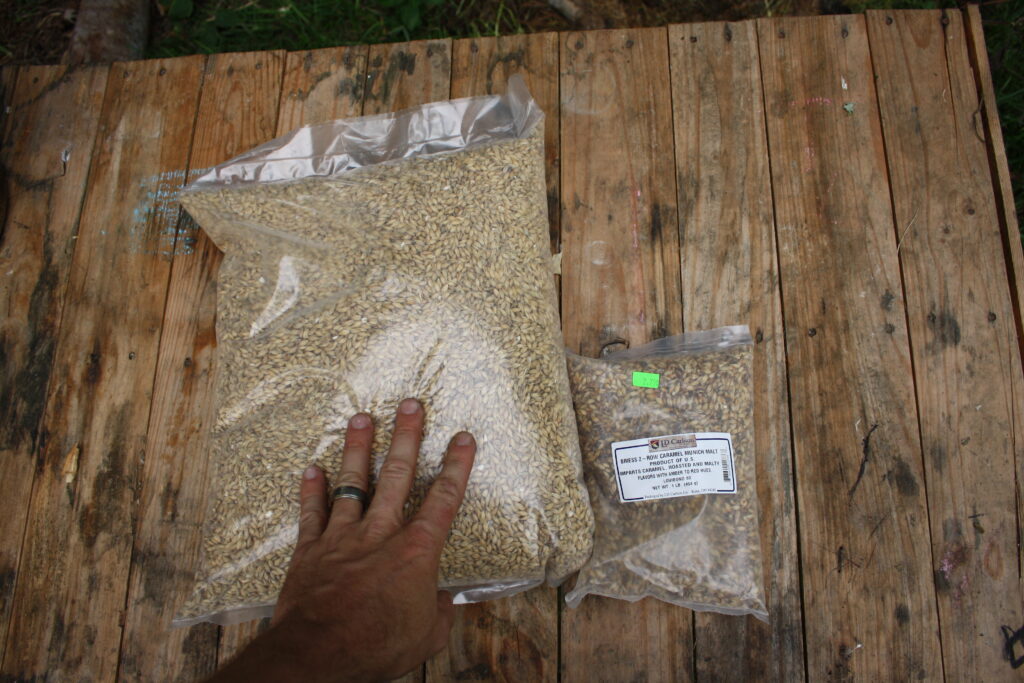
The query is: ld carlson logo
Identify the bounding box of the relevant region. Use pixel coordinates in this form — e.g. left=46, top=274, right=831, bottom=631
left=649, top=434, right=698, bottom=452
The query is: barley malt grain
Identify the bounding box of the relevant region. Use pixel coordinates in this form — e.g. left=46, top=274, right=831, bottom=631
left=176, top=126, right=594, bottom=624
left=565, top=333, right=767, bottom=618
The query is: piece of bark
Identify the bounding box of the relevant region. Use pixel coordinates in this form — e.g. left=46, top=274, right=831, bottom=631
left=64, top=0, right=149, bottom=64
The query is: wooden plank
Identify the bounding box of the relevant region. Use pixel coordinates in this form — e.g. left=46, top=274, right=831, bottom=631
left=965, top=3, right=1024, bottom=639
left=117, top=51, right=286, bottom=681
left=867, top=9, right=1024, bottom=679
left=964, top=5, right=1024, bottom=359
left=0, top=56, right=206, bottom=681
left=278, top=46, right=369, bottom=128
left=210, top=46, right=371, bottom=666
left=668, top=20, right=805, bottom=681
left=449, top=33, right=562, bottom=256
left=428, top=587, right=556, bottom=682
left=424, top=34, right=562, bottom=683
left=0, top=63, right=109, bottom=668
left=363, top=39, right=452, bottom=115
left=558, top=28, right=690, bottom=682
left=757, top=14, right=942, bottom=679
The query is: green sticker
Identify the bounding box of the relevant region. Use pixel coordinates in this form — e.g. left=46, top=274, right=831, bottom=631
left=632, top=371, right=660, bottom=389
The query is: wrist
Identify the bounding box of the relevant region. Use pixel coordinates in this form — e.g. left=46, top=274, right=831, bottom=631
left=207, top=618, right=334, bottom=683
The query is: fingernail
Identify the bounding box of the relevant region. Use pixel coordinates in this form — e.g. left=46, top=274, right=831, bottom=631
left=303, top=465, right=319, bottom=480
left=349, top=413, right=371, bottom=429
left=454, top=432, right=474, bottom=446
left=399, top=398, right=420, bottom=414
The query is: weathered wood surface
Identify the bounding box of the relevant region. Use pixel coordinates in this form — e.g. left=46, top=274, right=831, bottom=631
left=669, top=21, right=805, bottom=682
left=426, top=33, right=562, bottom=683
left=964, top=5, right=1024, bottom=356
left=0, top=11, right=1021, bottom=681
left=758, top=14, right=942, bottom=679
left=2, top=56, right=205, bottom=680
left=559, top=27, right=691, bottom=683
left=363, top=39, right=451, bottom=116
left=117, top=51, right=286, bottom=681
left=0, top=64, right=109, bottom=668
left=867, top=10, right=1024, bottom=679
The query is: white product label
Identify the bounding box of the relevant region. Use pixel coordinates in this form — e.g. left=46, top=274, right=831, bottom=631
left=611, top=432, right=737, bottom=503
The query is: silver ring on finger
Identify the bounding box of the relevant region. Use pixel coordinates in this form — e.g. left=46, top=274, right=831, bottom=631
left=331, top=485, right=368, bottom=509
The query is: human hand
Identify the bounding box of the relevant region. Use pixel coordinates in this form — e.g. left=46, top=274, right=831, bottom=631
left=209, top=398, right=476, bottom=683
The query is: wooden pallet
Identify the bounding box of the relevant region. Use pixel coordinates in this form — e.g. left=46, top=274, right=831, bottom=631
left=1, top=8, right=1021, bottom=681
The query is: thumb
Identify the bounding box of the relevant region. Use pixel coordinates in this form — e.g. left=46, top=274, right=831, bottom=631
left=428, top=591, right=455, bottom=656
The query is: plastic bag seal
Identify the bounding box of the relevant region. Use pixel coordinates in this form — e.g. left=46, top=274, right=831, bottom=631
left=187, top=74, right=542, bottom=189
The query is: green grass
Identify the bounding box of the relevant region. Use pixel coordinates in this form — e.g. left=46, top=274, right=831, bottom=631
left=146, top=0, right=527, bottom=57
left=982, top=0, right=1024, bottom=230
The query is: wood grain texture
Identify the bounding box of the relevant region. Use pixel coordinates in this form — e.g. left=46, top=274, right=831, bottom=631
left=450, top=33, right=561, bottom=255
left=563, top=597, right=692, bottom=682
left=279, top=46, right=368, bottom=129
left=757, top=14, right=942, bottom=679
left=964, top=5, right=1024, bottom=358
left=868, top=10, right=1024, bottom=679
left=965, top=4, right=1024, bottom=639
left=419, top=33, right=562, bottom=683
left=428, top=588, right=556, bottom=682
left=558, top=27, right=690, bottom=683
left=668, top=20, right=805, bottom=681
left=0, top=62, right=108, bottom=669
left=1, top=56, right=206, bottom=681
left=363, top=39, right=451, bottom=115
left=559, top=29, right=683, bottom=360
left=117, top=51, right=286, bottom=681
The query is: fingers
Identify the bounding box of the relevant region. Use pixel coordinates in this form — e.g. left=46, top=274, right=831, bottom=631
left=328, top=412, right=375, bottom=528
left=365, top=398, right=424, bottom=529
left=406, top=432, right=476, bottom=554
left=295, top=465, right=328, bottom=553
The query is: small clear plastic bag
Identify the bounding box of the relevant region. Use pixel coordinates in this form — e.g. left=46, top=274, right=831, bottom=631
left=564, top=326, right=767, bottom=620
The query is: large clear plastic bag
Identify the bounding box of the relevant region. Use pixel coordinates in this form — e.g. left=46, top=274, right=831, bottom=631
left=565, top=326, right=767, bottom=619
left=174, top=77, right=593, bottom=627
